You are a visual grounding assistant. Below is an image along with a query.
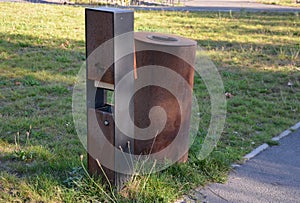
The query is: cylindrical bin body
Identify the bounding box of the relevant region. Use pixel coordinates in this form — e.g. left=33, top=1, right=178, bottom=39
left=134, top=32, right=196, bottom=163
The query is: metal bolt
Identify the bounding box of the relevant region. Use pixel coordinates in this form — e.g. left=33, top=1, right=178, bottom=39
left=104, top=120, right=109, bottom=126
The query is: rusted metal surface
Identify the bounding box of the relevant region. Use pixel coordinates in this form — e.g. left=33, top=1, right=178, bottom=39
left=134, top=32, right=196, bottom=163
left=88, top=108, right=115, bottom=183
left=86, top=7, right=134, bottom=188
left=86, top=9, right=195, bottom=187
left=86, top=9, right=114, bottom=84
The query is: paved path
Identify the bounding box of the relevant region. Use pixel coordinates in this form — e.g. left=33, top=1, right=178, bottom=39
left=1, top=0, right=300, bottom=12
left=126, top=0, right=300, bottom=12
left=178, top=127, right=300, bottom=203
left=184, top=0, right=300, bottom=11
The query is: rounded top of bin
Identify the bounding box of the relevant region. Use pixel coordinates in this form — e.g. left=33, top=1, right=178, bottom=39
left=134, top=32, right=197, bottom=47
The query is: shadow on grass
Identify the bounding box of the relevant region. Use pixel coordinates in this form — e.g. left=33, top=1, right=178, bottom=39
left=0, top=31, right=86, bottom=199
left=0, top=32, right=85, bottom=77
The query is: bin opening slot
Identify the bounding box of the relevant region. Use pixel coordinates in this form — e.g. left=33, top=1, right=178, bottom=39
left=147, top=35, right=178, bottom=42
left=95, top=88, right=114, bottom=109
left=97, top=104, right=113, bottom=113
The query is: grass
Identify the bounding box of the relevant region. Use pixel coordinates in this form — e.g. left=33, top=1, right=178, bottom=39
left=257, top=0, right=300, bottom=7
left=0, top=2, right=300, bottom=202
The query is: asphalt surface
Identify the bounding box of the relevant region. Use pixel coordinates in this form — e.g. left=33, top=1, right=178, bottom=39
left=1, top=0, right=300, bottom=12
left=179, top=127, right=300, bottom=203
left=183, top=0, right=300, bottom=12
left=126, top=0, right=300, bottom=12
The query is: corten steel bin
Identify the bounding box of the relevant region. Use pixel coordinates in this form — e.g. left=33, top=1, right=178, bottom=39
left=86, top=7, right=134, bottom=187
left=134, top=32, right=196, bottom=163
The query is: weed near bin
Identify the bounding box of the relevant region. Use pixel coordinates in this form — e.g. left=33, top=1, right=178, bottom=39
left=0, top=2, right=300, bottom=202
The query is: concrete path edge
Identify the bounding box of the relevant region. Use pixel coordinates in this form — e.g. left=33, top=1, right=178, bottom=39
left=243, top=121, right=300, bottom=162
left=175, top=121, right=300, bottom=203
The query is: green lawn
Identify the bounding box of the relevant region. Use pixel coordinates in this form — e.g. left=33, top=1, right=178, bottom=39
left=0, top=2, right=300, bottom=202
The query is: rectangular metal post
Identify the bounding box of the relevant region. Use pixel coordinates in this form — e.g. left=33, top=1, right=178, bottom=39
left=86, top=7, right=134, bottom=188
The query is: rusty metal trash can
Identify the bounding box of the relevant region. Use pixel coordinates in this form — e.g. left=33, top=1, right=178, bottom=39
left=134, top=32, right=197, bottom=163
